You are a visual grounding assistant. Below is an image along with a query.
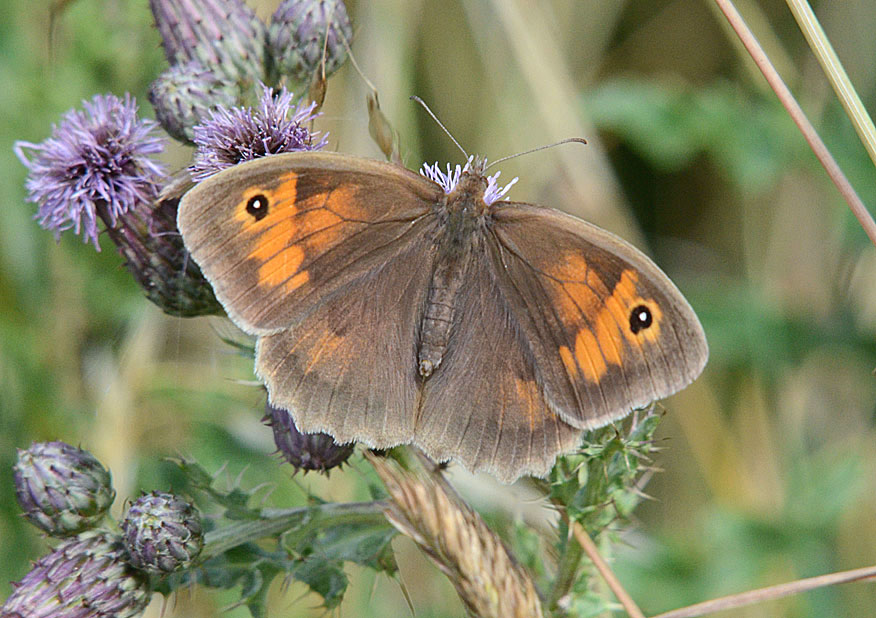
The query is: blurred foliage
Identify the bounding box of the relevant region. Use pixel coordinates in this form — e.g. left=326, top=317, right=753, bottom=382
left=2, top=0, right=876, bottom=616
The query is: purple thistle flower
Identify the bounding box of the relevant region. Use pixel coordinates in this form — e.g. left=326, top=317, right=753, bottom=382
left=483, top=169, right=519, bottom=205
left=14, top=94, right=166, bottom=250
left=190, top=85, right=328, bottom=181
left=419, top=157, right=518, bottom=205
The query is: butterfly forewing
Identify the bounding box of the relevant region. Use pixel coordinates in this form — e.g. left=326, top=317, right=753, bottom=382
left=489, top=202, right=708, bottom=429
left=178, top=152, right=442, bottom=334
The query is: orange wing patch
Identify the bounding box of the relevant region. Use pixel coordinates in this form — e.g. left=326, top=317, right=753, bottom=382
left=551, top=264, right=665, bottom=383
left=234, top=174, right=365, bottom=294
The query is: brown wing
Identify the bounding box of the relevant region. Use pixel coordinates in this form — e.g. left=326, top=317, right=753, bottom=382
left=178, top=151, right=442, bottom=334
left=415, top=251, right=582, bottom=483
left=488, top=202, right=708, bottom=429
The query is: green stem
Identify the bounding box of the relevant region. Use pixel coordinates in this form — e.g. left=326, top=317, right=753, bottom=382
left=200, top=500, right=390, bottom=561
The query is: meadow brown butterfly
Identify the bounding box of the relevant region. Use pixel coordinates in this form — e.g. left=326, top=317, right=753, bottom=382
left=178, top=151, right=707, bottom=482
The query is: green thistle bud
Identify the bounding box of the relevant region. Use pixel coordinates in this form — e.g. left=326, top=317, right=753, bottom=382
left=13, top=442, right=115, bottom=537
left=149, top=62, right=240, bottom=143
left=265, top=401, right=354, bottom=474
left=149, top=0, right=267, bottom=86
left=267, top=0, right=352, bottom=84
left=1, top=530, right=151, bottom=618
left=104, top=174, right=224, bottom=317
left=121, top=492, right=204, bottom=574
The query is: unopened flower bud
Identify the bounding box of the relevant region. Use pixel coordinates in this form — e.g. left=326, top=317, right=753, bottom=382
left=1, top=530, right=150, bottom=618
left=265, top=401, right=354, bottom=473
left=267, top=0, right=352, bottom=84
left=149, top=62, right=240, bottom=143
left=121, top=491, right=204, bottom=574
left=13, top=441, right=115, bottom=537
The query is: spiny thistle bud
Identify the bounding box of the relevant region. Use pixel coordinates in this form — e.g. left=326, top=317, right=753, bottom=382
left=265, top=401, right=354, bottom=473
left=149, top=0, right=266, bottom=87
left=149, top=62, right=240, bottom=143
left=267, top=0, right=352, bottom=84
left=121, top=491, right=204, bottom=574
left=1, top=530, right=151, bottom=618
left=13, top=441, right=115, bottom=537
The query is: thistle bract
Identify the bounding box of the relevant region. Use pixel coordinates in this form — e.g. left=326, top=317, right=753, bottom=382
left=13, top=441, right=115, bottom=537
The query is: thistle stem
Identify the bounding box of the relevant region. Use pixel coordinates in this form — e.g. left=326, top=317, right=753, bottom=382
left=200, top=500, right=390, bottom=560
left=547, top=524, right=584, bottom=613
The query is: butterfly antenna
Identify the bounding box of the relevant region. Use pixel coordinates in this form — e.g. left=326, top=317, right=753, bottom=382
left=410, top=95, right=469, bottom=160
left=484, top=137, right=588, bottom=171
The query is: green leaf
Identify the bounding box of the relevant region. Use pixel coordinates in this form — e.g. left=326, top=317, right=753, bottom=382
left=289, top=557, right=348, bottom=609
left=286, top=515, right=398, bottom=574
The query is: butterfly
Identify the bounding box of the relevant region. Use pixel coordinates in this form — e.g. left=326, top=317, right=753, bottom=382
left=177, top=151, right=708, bottom=483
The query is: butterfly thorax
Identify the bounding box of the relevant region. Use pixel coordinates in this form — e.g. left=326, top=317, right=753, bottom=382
left=417, top=173, right=491, bottom=379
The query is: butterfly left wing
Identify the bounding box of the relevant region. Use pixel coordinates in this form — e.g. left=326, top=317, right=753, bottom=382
left=178, top=152, right=445, bottom=448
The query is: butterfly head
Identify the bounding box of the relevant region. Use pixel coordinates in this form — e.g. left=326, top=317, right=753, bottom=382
left=419, top=156, right=519, bottom=211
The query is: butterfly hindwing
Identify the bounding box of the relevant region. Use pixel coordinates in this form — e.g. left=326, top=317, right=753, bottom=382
left=415, top=248, right=582, bottom=482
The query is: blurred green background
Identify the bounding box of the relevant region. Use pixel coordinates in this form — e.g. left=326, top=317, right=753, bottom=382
left=2, top=0, right=875, bottom=616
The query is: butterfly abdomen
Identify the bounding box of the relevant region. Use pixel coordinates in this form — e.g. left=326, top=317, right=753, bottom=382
left=417, top=254, right=466, bottom=378
left=417, top=208, right=482, bottom=379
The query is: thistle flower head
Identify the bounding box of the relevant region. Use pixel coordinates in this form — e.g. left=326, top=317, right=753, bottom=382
left=267, top=0, right=353, bottom=83
left=265, top=401, right=354, bottom=473
left=121, top=491, right=204, bottom=574
left=13, top=441, right=115, bottom=537
left=14, top=93, right=166, bottom=249
left=1, top=530, right=151, bottom=618
left=190, top=85, right=328, bottom=181
left=419, top=157, right=518, bottom=206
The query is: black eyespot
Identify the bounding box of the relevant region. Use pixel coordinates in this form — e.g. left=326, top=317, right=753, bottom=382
left=245, top=194, right=269, bottom=220
left=629, top=304, right=653, bottom=334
